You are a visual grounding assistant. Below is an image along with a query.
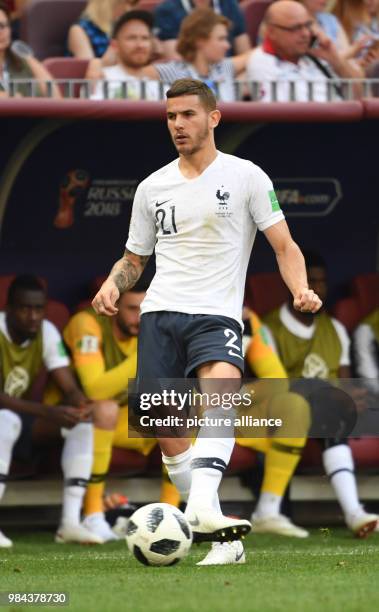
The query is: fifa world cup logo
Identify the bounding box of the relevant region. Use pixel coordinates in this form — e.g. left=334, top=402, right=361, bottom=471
left=54, top=169, right=90, bottom=229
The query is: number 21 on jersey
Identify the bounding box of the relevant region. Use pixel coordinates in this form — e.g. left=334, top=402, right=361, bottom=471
left=155, top=204, right=178, bottom=235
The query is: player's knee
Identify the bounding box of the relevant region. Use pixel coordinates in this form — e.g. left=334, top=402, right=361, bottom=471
left=269, top=392, right=311, bottom=436
left=310, top=386, right=357, bottom=439
left=92, top=400, right=119, bottom=430
left=159, top=438, right=191, bottom=458
left=288, top=392, right=311, bottom=431
left=0, top=409, right=22, bottom=444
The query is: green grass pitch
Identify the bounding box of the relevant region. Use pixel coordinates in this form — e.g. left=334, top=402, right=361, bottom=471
left=0, top=530, right=378, bottom=612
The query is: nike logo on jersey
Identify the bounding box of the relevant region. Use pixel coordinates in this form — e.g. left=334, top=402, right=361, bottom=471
left=155, top=199, right=171, bottom=207
left=188, top=516, right=200, bottom=527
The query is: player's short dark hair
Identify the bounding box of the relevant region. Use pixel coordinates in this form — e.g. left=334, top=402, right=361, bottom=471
left=7, top=274, right=46, bottom=305
left=166, top=78, right=217, bottom=111
left=303, top=251, right=327, bottom=270
left=112, top=10, right=154, bottom=39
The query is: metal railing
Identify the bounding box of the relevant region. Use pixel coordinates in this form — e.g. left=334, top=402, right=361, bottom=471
left=1, top=79, right=379, bottom=101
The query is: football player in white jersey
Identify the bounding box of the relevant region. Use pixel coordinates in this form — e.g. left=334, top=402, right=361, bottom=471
left=92, top=78, right=322, bottom=565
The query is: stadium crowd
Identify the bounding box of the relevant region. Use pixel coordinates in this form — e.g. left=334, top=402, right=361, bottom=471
left=1, top=257, right=379, bottom=549
left=1, top=0, right=379, bottom=100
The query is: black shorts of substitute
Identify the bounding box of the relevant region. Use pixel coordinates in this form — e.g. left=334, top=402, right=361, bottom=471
left=130, top=311, right=244, bottom=421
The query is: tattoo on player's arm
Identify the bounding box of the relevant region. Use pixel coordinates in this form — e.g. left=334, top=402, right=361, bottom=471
left=111, top=249, right=149, bottom=292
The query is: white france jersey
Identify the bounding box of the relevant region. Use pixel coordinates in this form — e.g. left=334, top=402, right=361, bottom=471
left=125, top=151, right=284, bottom=328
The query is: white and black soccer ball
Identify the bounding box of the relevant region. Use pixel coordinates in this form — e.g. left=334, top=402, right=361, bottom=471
left=125, top=503, right=193, bottom=566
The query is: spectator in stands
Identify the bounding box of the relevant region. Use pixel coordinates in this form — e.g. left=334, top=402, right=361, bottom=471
left=299, top=0, right=373, bottom=69
left=0, top=275, right=117, bottom=547
left=154, top=0, right=251, bottom=60
left=353, top=307, right=379, bottom=394
left=90, top=10, right=160, bottom=100
left=140, top=8, right=251, bottom=101
left=247, top=0, right=361, bottom=102
left=299, top=0, right=345, bottom=42
left=334, top=0, right=379, bottom=71
left=334, top=0, right=379, bottom=41
left=264, top=252, right=378, bottom=537
left=5, top=0, right=25, bottom=39
left=63, top=284, right=181, bottom=543
left=0, top=1, right=60, bottom=98
left=67, top=0, right=138, bottom=60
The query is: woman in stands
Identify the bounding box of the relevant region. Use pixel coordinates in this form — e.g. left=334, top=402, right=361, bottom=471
left=0, top=1, right=60, bottom=98
left=299, top=0, right=369, bottom=60
left=334, top=0, right=379, bottom=40
left=334, top=0, right=379, bottom=71
left=68, top=0, right=139, bottom=59
left=295, top=0, right=367, bottom=76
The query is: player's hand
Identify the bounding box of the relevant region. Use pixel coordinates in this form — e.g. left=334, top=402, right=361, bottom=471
left=92, top=280, right=120, bottom=316
left=42, top=405, right=91, bottom=427
left=75, top=402, right=94, bottom=422
left=293, top=289, right=322, bottom=313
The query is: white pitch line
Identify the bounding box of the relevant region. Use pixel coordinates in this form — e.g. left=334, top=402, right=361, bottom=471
left=2, top=547, right=379, bottom=563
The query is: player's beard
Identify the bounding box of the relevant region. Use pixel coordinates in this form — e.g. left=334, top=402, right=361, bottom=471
left=116, top=318, right=138, bottom=338
left=174, top=123, right=209, bottom=156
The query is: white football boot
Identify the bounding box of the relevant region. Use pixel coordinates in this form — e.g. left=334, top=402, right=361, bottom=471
left=185, top=507, right=251, bottom=543
left=347, top=509, right=378, bottom=538
left=55, top=523, right=104, bottom=544
left=112, top=517, right=129, bottom=538
left=197, top=541, right=246, bottom=566
left=0, top=529, right=13, bottom=548
left=251, top=514, right=309, bottom=538
left=82, top=512, right=120, bottom=542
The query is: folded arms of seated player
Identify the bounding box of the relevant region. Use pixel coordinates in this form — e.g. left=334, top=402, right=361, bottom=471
left=0, top=388, right=90, bottom=429
left=0, top=320, right=92, bottom=427
left=63, top=310, right=137, bottom=401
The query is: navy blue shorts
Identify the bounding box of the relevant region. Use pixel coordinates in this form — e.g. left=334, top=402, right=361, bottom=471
left=129, top=311, right=244, bottom=425
left=136, top=311, right=244, bottom=381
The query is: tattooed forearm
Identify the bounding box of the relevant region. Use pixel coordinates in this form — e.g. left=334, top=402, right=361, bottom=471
left=110, top=249, right=149, bottom=293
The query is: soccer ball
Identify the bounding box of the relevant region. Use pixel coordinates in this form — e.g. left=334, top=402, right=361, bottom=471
left=125, top=503, right=193, bottom=566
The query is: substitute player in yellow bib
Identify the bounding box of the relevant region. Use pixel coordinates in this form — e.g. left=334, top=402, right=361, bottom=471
left=264, top=252, right=378, bottom=537
left=0, top=275, right=113, bottom=547
left=237, top=310, right=310, bottom=538
left=63, top=283, right=163, bottom=542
